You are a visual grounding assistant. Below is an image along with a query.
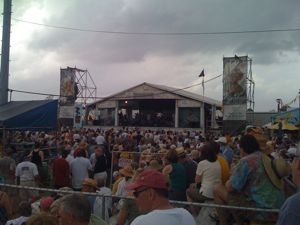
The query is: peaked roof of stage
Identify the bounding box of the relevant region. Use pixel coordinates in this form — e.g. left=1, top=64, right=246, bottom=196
left=0, top=100, right=58, bottom=129
left=93, top=82, right=222, bottom=106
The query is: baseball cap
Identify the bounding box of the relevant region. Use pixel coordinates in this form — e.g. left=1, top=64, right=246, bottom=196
left=126, top=169, right=168, bottom=190
left=40, top=197, right=54, bottom=211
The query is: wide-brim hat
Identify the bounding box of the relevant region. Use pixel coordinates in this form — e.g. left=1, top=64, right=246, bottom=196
left=142, top=149, right=151, bottom=155
left=82, top=178, right=98, bottom=190
left=158, top=148, right=168, bottom=154
left=119, top=165, right=134, bottom=177
left=58, top=187, right=73, bottom=197
left=176, top=147, right=186, bottom=157
left=262, top=153, right=291, bottom=189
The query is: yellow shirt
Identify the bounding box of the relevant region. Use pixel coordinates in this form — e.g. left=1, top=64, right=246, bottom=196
left=217, top=155, right=230, bottom=184
left=112, top=177, right=123, bottom=194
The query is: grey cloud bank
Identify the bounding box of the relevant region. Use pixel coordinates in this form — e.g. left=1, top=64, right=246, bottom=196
left=5, top=0, right=300, bottom=111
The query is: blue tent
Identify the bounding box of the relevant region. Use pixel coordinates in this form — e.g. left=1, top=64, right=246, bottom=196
left=0, top=100, right=58, bottom=130
left=271, top=108, right=300, bottom=125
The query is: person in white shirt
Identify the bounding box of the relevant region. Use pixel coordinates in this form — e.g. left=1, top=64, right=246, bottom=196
left=15, top=156, right=39, bottom=200
left=95, top=133, right=105, bottom=145
left=126, top=169, right=196, bottom=225
left=93, top=177, right=112, bottom=222
left=70, top=150, right=92, bottom=191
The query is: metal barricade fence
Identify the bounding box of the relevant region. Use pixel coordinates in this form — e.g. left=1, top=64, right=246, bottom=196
left=0, top=183, right=279, bottom=221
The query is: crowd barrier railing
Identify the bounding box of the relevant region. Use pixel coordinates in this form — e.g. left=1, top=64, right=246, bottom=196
left=0, top=183, right=280, bottom=221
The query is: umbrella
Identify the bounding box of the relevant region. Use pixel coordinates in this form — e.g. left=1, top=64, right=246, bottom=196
left=271, top=120, right=298, bottom=131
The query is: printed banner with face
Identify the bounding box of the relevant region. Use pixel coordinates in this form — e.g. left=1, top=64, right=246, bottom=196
left=60, top=68, right=76, bottom=106
left=223, top=56, right=248, bottom=105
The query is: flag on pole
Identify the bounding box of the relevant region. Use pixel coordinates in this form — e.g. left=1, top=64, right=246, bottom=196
left=198, top=69, right=205, bottom=96
left=199, top=69, right=205, bottom=77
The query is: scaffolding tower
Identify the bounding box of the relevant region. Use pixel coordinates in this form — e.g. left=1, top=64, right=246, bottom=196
left=246, top=58, right=255, bottom=125
left=68, top=67, right=97, bottom=106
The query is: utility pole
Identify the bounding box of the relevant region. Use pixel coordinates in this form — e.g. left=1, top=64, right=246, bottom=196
left=0, top=0, right=12, bottom=105
left=298, top=89, right=300, bottom=141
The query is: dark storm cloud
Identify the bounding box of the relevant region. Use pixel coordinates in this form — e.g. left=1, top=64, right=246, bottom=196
left=22, top=0, right=300, bottom=65
left=8, top=0, right=300, bottom=110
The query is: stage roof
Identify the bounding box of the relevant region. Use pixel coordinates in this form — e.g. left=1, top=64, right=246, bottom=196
left=92, top=82, right=222, bottom=107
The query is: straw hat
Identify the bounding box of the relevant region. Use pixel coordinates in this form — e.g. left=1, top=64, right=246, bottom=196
left=158, top=148, right=168, bottom=155
left=58, top=187, right=73, bottom=197
left=175, top=147, right=186, bottom=157
left=119, top=165, right=134, bottom=177
left=82, top=178, right=98, bottom=190
left=262, top=154, right=291, bottom=189
left=148, top=159, right=162, bottom=170
left=142, top=149, right=151, bottom=155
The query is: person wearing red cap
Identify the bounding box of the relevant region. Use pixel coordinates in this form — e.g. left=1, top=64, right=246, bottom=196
left=40, top=196, right=54, bottom=213
left=126, top=169, right=196, bottom=225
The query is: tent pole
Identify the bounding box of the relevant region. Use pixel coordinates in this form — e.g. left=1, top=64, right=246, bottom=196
left=2, top=127, right=5, bottom=154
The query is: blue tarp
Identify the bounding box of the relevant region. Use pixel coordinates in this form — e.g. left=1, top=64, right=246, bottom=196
left=0, top=100, right=58, bottom=130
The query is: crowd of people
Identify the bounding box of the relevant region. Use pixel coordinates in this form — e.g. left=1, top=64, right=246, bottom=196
left=0, top=126, right=298, bottom=225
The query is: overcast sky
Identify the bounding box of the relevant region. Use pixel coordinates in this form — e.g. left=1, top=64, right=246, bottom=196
left=2, top=0, right=300, bottom=111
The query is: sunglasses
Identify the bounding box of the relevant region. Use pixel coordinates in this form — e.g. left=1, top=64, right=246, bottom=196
left=133, top=187, right=149, bottom=198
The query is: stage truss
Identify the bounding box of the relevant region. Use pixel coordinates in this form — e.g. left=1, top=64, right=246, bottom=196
left=69, top=67, right=97, bottom=106
left=246, top=58, right=255, bottom=125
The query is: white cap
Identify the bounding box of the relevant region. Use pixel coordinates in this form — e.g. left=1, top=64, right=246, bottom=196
left=216, top=137, right=227, bottom=144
